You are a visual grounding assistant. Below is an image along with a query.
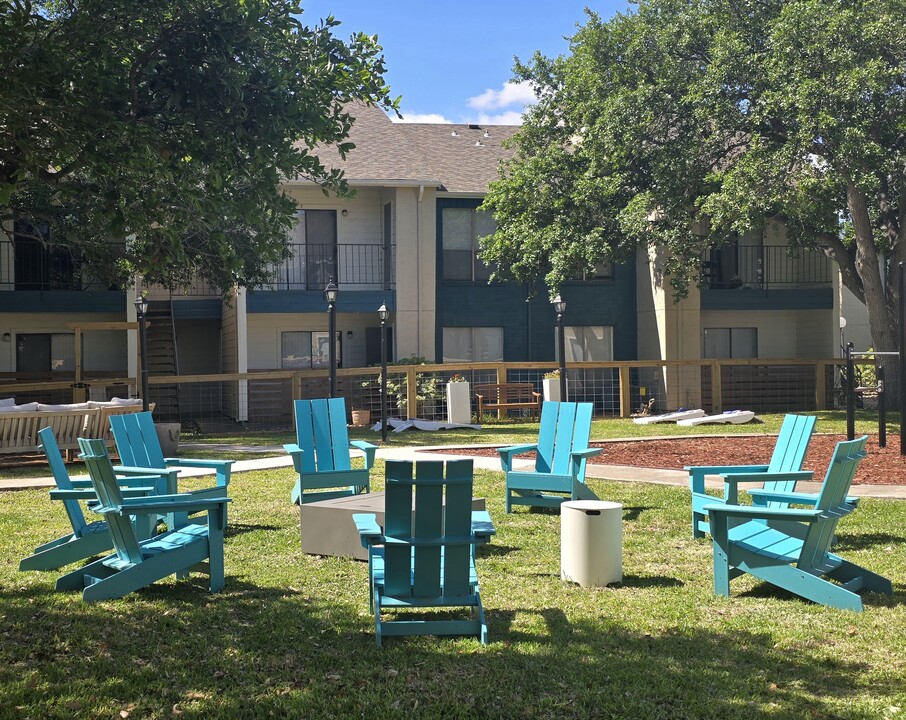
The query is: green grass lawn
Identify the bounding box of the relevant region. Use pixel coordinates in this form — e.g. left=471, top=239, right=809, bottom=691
left=180, top=409, right=896, bottom=460
left=1, top=456, right=904, bottom=719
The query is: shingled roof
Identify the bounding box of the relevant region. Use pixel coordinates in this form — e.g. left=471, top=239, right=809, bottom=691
left=310, top=103, right=520, bottom=194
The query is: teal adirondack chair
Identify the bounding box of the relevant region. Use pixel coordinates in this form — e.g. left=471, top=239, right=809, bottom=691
left=110, top=411, right=233, bottom=527
left=353, top=459, right=495, bottom=646
left=284, top=398, right=377, bottom=504
left=498, top=401, right=601, bottom=513
left=687, top=414, right=818, bottom=538
left=19, top=428, right=163, bottom=572
left=56, top=438, right=231, bottom=602
left=706, top=436, right=892, bottom=611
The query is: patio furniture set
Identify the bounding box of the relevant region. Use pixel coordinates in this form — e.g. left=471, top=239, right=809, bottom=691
left=18, top=401, right=894, bottom=645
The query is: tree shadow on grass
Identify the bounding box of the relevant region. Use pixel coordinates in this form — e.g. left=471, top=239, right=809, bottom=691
left=224, top=522, right=282, bottom=539
left=0, top=576, right=901, bottom=718
left=833, top=531, right=906, bottom=552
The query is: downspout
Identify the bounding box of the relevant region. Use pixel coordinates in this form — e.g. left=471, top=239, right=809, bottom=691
left=417, top=184, right=424, bottom=354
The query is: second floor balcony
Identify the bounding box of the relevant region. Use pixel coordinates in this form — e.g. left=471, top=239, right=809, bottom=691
left=700, top=245, right=834, bottom=311
left=702, top=245, right=833, bottom=290
left=258, top=243, right=395, bottom=292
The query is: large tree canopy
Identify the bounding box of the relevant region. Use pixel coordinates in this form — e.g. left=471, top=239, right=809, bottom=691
left=1, top=0, right=397, bottom=292
left=482, top=0, right=906, bottom=353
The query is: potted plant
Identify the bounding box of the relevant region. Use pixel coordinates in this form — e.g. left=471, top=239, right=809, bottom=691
left=445, top=373, right=471, bottom=424
left=542, top=369, right=561, bottom=402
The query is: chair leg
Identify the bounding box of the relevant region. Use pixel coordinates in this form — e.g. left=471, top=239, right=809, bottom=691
left=692, top=511, right=706, bottom=539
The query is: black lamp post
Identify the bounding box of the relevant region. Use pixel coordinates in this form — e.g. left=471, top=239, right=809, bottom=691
left=324, top=277, right=338, bottom=398
left=553, top=294, right=567, bottom=401
left=134, top=294, right=150, bottom=412
left=378, top=302, right=389, bottom=442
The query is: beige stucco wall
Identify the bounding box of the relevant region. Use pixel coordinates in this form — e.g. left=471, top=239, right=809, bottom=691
left=635, top=246, right=703, bottom=408
left=0, top=312, right=127, bottom=373
left=700, top=309, right=834, bottom=358
left=246, top=311, right=388, bottom=370
left=392, top=186, right=437, bottom=361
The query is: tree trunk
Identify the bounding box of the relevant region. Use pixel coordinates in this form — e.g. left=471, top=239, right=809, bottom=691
left=849, top=185, right=901, bottom=400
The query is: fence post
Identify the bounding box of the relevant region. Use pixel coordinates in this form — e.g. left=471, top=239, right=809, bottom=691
left=291, top=372, right=302, bottom=402
left=406, top=366, right=418, bottom=420
left=619, top=364, right=631, bottom=418
left=711, top=361, right=723, bottom=413
left=815, top=360, right=827, bottom=410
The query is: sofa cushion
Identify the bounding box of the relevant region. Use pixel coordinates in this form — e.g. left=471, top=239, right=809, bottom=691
left=0, top=402, right=40, bottom=413
left=36, top=403, right=94, bottom=412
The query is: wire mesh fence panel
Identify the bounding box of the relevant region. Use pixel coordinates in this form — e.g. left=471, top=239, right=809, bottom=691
left=709, top=364, right=818, bottom=412
left=564, top=367, right=621, bottom=415
left=0, top=359, right=842, bottom=439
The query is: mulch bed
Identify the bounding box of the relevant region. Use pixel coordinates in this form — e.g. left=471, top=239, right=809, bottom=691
left=453, top=434, right=906, bottom=486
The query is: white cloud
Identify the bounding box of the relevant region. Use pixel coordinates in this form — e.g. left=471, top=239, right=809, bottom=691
left=393, top=110, right=453, bottom=124
left=468, top=81, right=536, bottom=111
left=473, top=110, right=526, bottom=125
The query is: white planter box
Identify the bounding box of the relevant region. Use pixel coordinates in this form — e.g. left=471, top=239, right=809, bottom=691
left=542, top=378, right=561, bottom=403
left=446, top=382, right=471, bottom=424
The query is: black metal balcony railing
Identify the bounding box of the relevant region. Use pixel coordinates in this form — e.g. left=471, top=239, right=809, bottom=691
left=260, top=243, right=394, bottom=291
left=0, top=237, right=99, bottom=291
left=702, top=245, right=833, bottom=290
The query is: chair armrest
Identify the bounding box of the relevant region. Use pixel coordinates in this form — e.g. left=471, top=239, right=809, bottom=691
left=531, top=391, right=542, bottom=400
left=704, top=503, right=821, bottom=521
left=164, top=458, right=234, bottom=469
left=113, top=465, right=180, bottom=480
left=498, top=443, right=538, bottom=458
left=722, top=470, right=813, bottom=503
left=51, top=486, right=157, bottom=500
left=571, top=447, right=603, bottom=460
left=687, top=464, right=770, bottom=494
left=350, top=440, right=378, bottom=469
left=352, top=512, right=383, bottom=548
left=114, top=495, right=232, bottom=516
left=164, top=458, right=232, bottom=487
left=705, top=503, right=821, bottom=541
left=497, top=443, right=538, bottom=472
left=687, top=464, right=770, bottom=476
left=747, top=489, right=860, bottom=508
left=283, top=443, right=304, bottom=473
left=471, top=510, right=496, bottom=542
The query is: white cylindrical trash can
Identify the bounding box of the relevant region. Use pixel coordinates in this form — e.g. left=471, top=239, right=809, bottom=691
left=560, top=500, right=622, bottom=587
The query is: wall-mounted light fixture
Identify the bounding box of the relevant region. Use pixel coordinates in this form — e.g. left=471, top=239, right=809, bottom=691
left=341, top=209, right=349, bottom=217
left=1, top=332, right=10, bottom=342
left=346, top=330, right=353, bottom=338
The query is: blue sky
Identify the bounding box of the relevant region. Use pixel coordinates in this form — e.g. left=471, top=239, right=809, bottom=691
left=299, top=1, right=630, bottom=124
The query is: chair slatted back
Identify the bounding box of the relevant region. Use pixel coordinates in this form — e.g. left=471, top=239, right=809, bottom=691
left=110, top=412, right=166, bottom=468
left=763, top=414, right=817, bottom=506
left=383, top=459, right=475, bottom=601
left=37, top=427, right=87, bottom=534
left=536, top=402, right=593, bottom=476
left=799, top=436, right=867, bottom=570
left=293, top=398, right=352, bottom=473
left=78, top=438, right=144, bottom=565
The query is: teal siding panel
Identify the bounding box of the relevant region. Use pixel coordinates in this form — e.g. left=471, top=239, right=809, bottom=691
left=700, top=287, right=833, bottom=311
left=0, top=290, right=124, bottom=313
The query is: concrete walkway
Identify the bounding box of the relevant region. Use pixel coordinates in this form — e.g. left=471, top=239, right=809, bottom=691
left=2, top=442, right=906, bottom=499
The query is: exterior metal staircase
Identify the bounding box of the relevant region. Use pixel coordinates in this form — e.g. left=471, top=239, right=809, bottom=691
left=145, top=299, right=181, bottom=421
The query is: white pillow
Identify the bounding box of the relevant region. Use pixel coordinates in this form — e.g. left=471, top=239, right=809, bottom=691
left=0, top=398, right=15, bottom=408
left=0, top=402, right=40, bottom=413
left=110, top=397, right=143, bottom=406
left=37, top=403, right=92, bottom=412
